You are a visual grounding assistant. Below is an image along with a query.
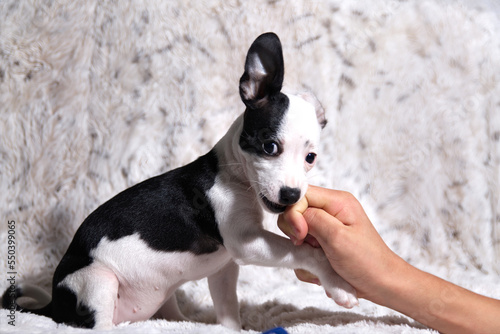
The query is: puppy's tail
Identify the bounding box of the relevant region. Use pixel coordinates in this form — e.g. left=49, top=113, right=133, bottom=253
left=2, top=283, right=52, bottom=318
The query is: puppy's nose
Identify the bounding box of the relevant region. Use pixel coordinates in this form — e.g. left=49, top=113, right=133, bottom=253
left=279, top=187, right=301, bottom=205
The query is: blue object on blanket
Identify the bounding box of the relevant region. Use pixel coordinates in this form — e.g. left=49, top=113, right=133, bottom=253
left=262, top=327, right=289, bottom=334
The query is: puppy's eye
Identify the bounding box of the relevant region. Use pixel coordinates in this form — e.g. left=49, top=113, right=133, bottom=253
left=305, top=153, right=316, bottom=164
left=262, top=141, right=279, bottom=156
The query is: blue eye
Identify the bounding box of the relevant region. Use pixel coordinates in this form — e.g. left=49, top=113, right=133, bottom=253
left=262, top=141, right=279, bottom=156
left=305, top=153, right=316, bottom=164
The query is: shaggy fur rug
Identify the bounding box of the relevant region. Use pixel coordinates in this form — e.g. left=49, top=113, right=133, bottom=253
left=1, top=0, right=499, bottom=333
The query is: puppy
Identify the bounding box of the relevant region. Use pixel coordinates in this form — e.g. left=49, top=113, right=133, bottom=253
left=2, top=32, right=357, bottom=330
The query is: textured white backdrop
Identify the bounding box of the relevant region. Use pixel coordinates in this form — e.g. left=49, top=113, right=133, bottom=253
left=1, top=0, right=499, bottom=333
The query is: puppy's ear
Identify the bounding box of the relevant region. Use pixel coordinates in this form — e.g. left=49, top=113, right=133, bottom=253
left=298, top=92, right=328, bottom=129
left=239, top=32, right=284, bottom=109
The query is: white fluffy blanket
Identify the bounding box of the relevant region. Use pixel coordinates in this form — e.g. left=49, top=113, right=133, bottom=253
left=1, top=0, right=499, bottom=333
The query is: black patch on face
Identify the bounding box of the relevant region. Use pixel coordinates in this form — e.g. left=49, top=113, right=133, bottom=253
left=238, top=33, right=290, bottom=156
left=239, top=33, right=285, bottom=110
left=239, top=93, right=289, bottom=155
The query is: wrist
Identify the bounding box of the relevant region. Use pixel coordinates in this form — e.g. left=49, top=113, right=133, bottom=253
left=366, top=253, right=416, bottom=308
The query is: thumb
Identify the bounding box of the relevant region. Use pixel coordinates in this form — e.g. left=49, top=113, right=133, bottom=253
left=278, top=196, right=310, bottom=245
left=302, top=207, right=344, bottom=246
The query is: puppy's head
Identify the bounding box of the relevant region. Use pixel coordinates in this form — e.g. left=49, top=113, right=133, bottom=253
left=239, top=33, right=326, bottom=214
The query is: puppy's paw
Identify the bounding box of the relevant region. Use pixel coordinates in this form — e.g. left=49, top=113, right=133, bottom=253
left=324, top=280, right=358, bottom=309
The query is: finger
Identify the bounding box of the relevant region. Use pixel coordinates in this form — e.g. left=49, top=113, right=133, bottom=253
left=278, top=196, right=310, bottom=245
left=305, top=186, right=360, bottom=226
left=302, top=207, right=344, bottom=246
left=303, top=234, right=320, bottom=248
left=294, top=269, right=320, bottom=285
left=277, top=214, right=295, bottom=239
left=304, top=185, right=349, bottom=215
left=277, top=214, right=304, bottom=245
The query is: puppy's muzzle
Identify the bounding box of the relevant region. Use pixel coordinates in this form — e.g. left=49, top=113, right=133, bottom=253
left=279, top=186, right=301, bottom=205
left=261, top=186, right=301, bottom=213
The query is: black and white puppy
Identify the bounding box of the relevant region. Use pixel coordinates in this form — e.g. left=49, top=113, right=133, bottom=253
left=2, top=32, right=357, bottom=330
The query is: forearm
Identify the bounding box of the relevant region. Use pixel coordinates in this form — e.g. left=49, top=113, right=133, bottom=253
left=374, top=258, right=500, bottom=333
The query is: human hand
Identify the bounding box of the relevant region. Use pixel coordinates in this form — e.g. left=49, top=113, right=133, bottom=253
left=279, top=186, right=500, bottom=333
left=278, top=185, right=405, bottom=302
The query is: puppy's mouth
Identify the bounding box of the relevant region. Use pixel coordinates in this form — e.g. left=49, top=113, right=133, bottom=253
left=261, top=195, right=287, bottom=213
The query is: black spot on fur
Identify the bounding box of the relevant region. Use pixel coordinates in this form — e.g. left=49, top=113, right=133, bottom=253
left=2, top=285, right=55, bottom=325
left=51, top=286, right=95, bottom=328
left=239, top=94, right=289, bottom=156
left=238, top=33, right=290, bottom=156
left=1, top=285, right=22, bottom=311
left=239, top=32, right=285, bottom=109
left=61, top=149, right=223, bottom=265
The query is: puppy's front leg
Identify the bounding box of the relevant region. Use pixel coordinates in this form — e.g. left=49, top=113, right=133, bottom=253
left=225, top=228, right=358, bottom=308
left=207, top=261, right=241, bottom=330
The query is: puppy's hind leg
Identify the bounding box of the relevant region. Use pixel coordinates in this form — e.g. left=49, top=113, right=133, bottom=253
left=208, top=261, right=241, bottom=330
left=56, top=264, right=119, bottom=329
left=154, top=292, right=188, bottom=322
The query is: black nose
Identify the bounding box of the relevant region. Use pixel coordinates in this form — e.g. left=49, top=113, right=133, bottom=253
left=279, top=187, right=301, bottom=205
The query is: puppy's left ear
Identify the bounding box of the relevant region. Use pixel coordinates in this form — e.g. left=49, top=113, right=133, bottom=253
left=239, top=32, right=284, bottom=109
left=299, top=92, right=328, bottom=129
